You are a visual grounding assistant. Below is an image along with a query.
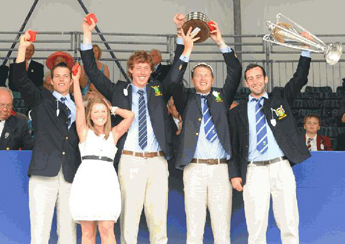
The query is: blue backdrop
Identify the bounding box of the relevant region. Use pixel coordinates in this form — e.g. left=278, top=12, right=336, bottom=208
left=0, top=151, right=344, bottom=243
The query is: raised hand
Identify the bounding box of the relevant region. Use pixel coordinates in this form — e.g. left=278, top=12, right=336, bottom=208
left=173, top=14, right=186, bottom=29
left=82, top=16, right=96, bottom=35
left=181, top=27, right=200, bottom=52
left=19, top=29, right=34, bottom=49
left=209, top=21, right=225, bottom=46
left=72, top=63, right=81, bottom=82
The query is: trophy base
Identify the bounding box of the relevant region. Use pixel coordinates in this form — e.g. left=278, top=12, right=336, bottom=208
left=325, top=42, right=342, bottom=65
left=182, top=19, right=210, bottom=43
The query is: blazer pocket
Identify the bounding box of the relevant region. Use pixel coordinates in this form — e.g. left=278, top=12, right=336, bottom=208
left=30, top=151, right=49, bottom=170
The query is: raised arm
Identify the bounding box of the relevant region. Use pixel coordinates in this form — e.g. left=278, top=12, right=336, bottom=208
left=13, top=30, right=43, bottom=108
left=209, top=21, right=242, bottom=108
left=282, top=32, right=312, bottom=106
left=170, top=26, right=199, bottom=115
left=80, top=16, right=115, bottom=101
left=72, top=64, right=88, bottom=143
left=103, top=99, right=135, bottom=145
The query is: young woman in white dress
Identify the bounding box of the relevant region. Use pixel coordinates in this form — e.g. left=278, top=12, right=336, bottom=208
left=70, top=64, right=134, bottom=244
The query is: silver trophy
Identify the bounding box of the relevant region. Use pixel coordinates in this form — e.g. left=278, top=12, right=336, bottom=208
left=263, top=13, right=342, bottom=65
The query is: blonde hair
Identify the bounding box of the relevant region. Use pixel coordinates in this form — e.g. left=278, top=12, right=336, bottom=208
left=85, top=96, right=111, bottom=139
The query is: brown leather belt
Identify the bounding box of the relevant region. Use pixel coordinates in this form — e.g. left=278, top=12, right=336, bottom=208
left=191, top=158, right=227, bottom=165
left=122, top=150, right=164, bottom=158
left=248, top=156, right=288, bottom=166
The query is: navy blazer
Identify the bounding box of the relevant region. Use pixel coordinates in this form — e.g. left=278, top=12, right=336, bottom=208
left=80, top=44, right=184, bottom=167
left=12, top=61, right=81, bottom=183
left=228, top=55, right=311, bottom=186
left=171, top=48, right=242, bottom=169
left=0, top=115, right=34, bottom=150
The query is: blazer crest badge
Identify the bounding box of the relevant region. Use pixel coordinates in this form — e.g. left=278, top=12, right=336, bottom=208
left=272, top=105, right=287, bottom=120
left=152, top=85, right=162, bottom=96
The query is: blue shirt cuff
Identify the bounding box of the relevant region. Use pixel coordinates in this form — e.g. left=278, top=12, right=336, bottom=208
left=301, top=50, right=311, bottom=58
left=221, top=46, right=232, bottom=53
left=80, top=43, right=93, bottom=51
left=176, top=37, right=184, bottom=45
left=180, top=55, right=189, bottom=63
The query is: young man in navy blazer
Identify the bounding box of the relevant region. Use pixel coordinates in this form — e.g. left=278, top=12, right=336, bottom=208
left=170, top=20, right=242, bottom=243
left=13, top=30, right=80, bottom=244
left=80, top=15, right=185, bottom=244
left=229, top=33, right=313, bottom=244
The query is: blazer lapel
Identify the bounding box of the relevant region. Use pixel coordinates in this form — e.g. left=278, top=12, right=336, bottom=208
left=193, top=91, right=202, bottom=114
left=238, top=101, right=249, bottom=129
left=128, top=84, right=133, bottom=110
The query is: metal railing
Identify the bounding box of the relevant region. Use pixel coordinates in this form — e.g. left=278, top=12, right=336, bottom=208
left=1, top=31, right=344, bottom=91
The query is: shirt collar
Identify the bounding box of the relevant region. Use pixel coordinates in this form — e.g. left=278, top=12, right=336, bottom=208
left=154, top=63, right=160, bottom=71
left=131, top=84, right=147, bottom=94
left=306, top=134, right=317, bottom=140
left=52, top=91, right=71, bottom=102
left=249, top=92, right=268, bottom=102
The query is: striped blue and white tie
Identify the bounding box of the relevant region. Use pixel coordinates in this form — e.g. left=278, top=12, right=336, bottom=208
left=138, top=89, right=147, bottom=150
left=253, top=98, right=268, bottom=154
left=60, top=97, right=71, bottom=128
left=201, top=95, right=218, bottom=142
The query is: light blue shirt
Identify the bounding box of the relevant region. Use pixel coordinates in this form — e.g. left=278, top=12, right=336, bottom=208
left=180, top=45, right=232, bottom=62
left=247, top=93, right=284, bottom=161
left=123, top=85, right=161, bottom=152
left=193, top=94, right=230, bottom=160
left=52, top=91, right=76, bottom=129
left=80, top=43, right=92, bottom=51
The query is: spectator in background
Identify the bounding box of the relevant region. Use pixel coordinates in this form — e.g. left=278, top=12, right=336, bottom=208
left=8, top=44, right=44, bottom=92
left=44, top=51, right=74, bottom=91
left=303, top=114, right=332, bottom=151
left=80, top=44, right=110, bottom=95
left=149, top=49, right=171, bottom=82
left=0, top=87, right=33, bottom=150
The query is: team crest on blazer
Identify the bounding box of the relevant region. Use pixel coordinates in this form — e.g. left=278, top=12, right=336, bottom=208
left=4, top=132, right=10, bottom=139
left=212, top=91, right=222, bottom=102
left=152, top=85, right=162, bottom=96
left=272, top=105, right=287, bottom=120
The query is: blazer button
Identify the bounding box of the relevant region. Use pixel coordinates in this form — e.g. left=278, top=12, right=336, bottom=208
left=62, top=152, right=65, bottom=155
left=198, top=118, right=202, bottom=121
left=65, top=136, right=69, bottom=140
left=6, top=147, right=10, bottom=150
left=196, top=132, right=199, bottom=136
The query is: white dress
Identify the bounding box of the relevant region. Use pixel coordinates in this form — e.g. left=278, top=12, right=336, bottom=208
left=69, top=129, right=121, bottom=222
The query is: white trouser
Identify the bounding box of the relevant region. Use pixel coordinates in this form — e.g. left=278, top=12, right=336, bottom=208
left=29, top=168, right=76, bottom=244
left=243, top=159, right=299, bottom=244
left=118, top=154, right=169, bottom=244
left=183, top=163, right=232, bottom=244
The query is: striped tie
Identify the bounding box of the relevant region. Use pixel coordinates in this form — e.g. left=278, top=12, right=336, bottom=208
left=60, top=97, right=71, bottom=128
left=253, top=98, right=268, bottom=154
left=201, top=95, right=218, bottom=142
left=138, top=89, right=147, bottom=150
